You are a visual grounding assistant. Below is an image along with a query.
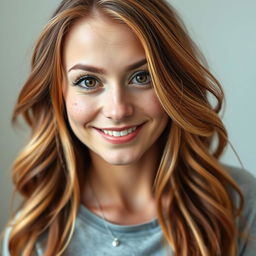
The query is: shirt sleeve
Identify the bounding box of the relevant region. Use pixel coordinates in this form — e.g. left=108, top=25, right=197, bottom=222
left=239, top=209, right=256, bottom=256
left=2, top=226, right=11, bottom=256
left=1, top=226, right=40, bottom=256
left=236, top=168, right=256, bottom=255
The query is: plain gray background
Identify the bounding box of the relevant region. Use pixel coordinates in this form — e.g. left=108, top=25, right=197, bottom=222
left=0, top=0, right=255, bottom=233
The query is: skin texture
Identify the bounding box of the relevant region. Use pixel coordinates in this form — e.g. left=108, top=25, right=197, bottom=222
left=63, top=11, right=169, bottom=224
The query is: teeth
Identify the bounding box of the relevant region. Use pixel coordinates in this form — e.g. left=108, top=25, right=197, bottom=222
left=103, top=130, right=113, bottom=136
left=120, top=130, right=128, bottom=136
left=113, top=131, right=121, bottom=136
left=102, top=126, right=137, bottom=137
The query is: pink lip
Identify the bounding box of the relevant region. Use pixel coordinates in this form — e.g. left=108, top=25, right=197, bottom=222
left=96, top=124, right=143, bottom=131
left=93, top=123, right=145, bottom=144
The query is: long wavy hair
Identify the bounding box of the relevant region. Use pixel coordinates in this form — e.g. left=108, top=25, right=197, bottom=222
left=3, top=0, right=243, bottom=255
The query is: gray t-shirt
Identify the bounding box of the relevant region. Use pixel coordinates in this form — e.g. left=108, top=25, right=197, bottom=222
left=2, top=164, right=256, bottom=255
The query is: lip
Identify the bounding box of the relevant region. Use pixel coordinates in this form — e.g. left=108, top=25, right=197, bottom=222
left=96, top=124, right=144, bottom=131
left=93, top=122, right=146, bottom=144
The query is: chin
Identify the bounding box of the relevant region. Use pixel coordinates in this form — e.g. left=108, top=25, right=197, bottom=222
left=102, top=153, right=141, bottom=166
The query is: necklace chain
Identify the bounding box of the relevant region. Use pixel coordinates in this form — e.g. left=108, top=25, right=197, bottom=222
left=88, top=178, right=122, bottom=247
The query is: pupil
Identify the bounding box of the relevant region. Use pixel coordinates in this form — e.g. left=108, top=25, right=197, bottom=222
left=86, top=79, right=95, bottom=87
left=137, top=75, right=146, bottom=83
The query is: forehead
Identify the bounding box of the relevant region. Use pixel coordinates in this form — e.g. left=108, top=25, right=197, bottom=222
left=63, top=13, right=146, bottom=71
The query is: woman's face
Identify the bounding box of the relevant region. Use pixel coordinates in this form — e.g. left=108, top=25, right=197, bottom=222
left=63, top=14, right=169, bottom=165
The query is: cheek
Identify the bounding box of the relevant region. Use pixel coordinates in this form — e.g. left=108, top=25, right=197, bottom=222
left=65, top=95, right=96, bottom=125
left=142, top=91, right=167, bottom=117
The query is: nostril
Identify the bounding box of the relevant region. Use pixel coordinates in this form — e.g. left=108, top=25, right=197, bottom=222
left=102, top=100, right=134, bottom=120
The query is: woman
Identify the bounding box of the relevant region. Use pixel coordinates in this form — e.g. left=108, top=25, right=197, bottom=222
left=1, top=0, right=256, bottom=255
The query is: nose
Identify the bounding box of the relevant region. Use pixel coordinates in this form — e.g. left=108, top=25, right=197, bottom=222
left=102, top=86, right=134, bottom=121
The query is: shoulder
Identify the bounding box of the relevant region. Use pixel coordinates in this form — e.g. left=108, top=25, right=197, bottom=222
left=1, top=226, right=12, bottom=256
left=221, top=163, right=256, bottom=215
left=222, top=163, right=256, bottom=255
left=222, top=163, right=256, bottom=196
left=2, top=224, right=41, bottom=256
left=222, top=163, right=256, bottom=182
left=1, top=211, right=40, bottom=256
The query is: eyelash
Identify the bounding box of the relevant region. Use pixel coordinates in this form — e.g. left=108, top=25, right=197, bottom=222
left=72, top=70, right=152, bottom=91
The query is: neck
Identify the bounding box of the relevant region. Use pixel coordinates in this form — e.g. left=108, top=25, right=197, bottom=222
left=81, top=145, right=161, bottom=213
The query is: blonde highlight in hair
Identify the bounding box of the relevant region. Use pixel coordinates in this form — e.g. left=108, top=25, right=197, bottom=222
left=4, top=0, right=243, bottom=255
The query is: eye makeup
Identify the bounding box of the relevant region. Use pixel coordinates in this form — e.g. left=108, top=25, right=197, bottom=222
left=69, top=69, right=152, bottom=91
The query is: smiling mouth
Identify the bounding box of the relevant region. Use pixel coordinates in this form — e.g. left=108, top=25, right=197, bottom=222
left=101, top=126, right=137, bottom=137
left=93, top=123, right=145, bottom=144
left=94, top=123, right=145, bottom=138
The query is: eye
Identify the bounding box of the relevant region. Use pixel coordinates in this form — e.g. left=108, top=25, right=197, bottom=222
left=73, top=75, right=100, bottom=90
left=130, top=71, right=151, bottom=86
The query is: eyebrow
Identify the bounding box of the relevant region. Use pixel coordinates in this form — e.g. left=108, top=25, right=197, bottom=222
left=68, top=58, right=147, bottom=74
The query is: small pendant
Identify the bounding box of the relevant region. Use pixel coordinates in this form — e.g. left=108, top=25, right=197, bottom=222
left=112, top=238, right=121, bottom=247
